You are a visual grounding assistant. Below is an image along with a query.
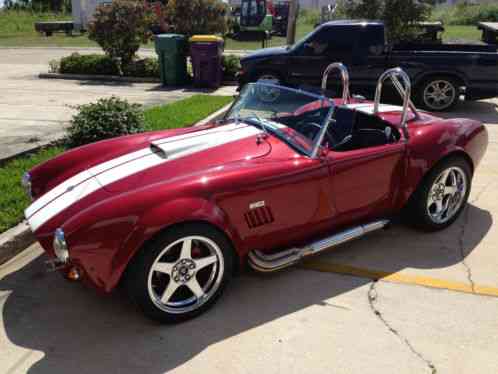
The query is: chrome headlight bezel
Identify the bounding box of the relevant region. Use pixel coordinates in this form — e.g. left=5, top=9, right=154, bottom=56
left=21, top=172, right=32, bottom=200
left=53, top=228, right=69, bottom=263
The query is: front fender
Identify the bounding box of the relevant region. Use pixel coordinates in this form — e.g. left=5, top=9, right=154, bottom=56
left=106, top=197, right=243, bottom=292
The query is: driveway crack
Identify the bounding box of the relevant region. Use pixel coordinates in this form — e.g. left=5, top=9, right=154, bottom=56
left=368, top=281, right=437, bottom=374
left=457, top=206, right=475, bottom=293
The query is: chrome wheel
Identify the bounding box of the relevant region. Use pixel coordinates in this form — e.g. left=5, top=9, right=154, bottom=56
left=426, top=166, right=467, bottom=224
left=258, top=73, right=280, bottom=83
left=423, top=79, right=457, bottom=111
left=147, top=236, right=224, bottom=314
left=256, top=73, right=281, bottom=103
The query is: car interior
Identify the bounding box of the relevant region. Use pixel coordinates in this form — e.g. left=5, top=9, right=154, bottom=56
left=276, top=105, right=401, bottom=152
left=327, top=106, right=401, bottom=151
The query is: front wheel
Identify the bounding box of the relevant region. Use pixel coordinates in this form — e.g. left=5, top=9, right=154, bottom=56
left=125, top=224, right=234, bottom=323
left=408, top=157, right=472, bottom=231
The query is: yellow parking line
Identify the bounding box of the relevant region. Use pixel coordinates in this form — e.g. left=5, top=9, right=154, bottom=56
left=301, top=260, right=498, bottom=298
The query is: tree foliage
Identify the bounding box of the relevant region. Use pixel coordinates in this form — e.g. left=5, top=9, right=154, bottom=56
left=164, top=0, right=228, bottom=37
left=343, top=0, right=431, bottom=43
left=88, top=0, right=155, bottom=66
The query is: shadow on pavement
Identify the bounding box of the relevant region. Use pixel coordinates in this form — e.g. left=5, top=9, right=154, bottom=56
left=439, top=100, right=498, bottom=126
left=0, top=204, right=492, bottom=374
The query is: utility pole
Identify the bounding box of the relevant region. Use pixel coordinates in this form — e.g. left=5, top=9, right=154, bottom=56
left=286, top=0, right=298, bottom=45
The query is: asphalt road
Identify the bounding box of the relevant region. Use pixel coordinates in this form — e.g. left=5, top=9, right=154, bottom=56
left=0, top=47, right=237, bottom=161
left=1, top=48, right=498, bottom=374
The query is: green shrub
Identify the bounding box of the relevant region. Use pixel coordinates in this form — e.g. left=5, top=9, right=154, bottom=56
left=59, top=53, right=120, bottom=75
left=122, top=57, right=160, bottom=78
left=88, top=0, right=155, bottom=66
left=222, top=55, right=240, bottom=79
left=343, top=0, right=431, bottom=43
left=165, top=0, right=228, bottom=36
left=67, top=97, right=145, bottom=148
left=56, top=53, right=159, bottom=77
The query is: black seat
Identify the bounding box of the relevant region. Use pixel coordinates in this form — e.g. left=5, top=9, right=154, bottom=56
left=329, top=106, right=356, bottom=146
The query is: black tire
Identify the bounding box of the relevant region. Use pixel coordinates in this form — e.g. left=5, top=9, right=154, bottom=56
left=406, top=156, right=472, bottom=231
left=416, top=76, right=461, bottom=112
left=124, top=223, right=234, bottom=323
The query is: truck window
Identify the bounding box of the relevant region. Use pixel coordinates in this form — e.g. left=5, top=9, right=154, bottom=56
left=358, top=26, right=385, bottom=56
left=306, top=26, right=359, bottom=56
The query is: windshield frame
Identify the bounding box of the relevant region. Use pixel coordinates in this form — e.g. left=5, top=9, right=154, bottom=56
left=224, top=82, right=334, bottom=158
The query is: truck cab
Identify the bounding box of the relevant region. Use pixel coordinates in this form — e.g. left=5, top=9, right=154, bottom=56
left=239, top=20, right=498, bottom=111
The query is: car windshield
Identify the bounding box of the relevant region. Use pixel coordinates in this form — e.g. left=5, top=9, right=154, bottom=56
left=225, top=83, right=334, bottom=156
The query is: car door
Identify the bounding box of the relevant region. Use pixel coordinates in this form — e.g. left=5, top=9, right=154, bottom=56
left=326, top=142, right=406, bottom=225
left=287, top=25, right=356, bottom=88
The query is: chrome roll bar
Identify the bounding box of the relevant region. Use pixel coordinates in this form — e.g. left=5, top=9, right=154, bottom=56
left=321, top=62, right=350, bottom=104
left=374, top=67, right=420, bottom=140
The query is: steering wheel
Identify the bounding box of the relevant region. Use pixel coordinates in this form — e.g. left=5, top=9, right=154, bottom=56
left=295, top=121, right=338, bottom=146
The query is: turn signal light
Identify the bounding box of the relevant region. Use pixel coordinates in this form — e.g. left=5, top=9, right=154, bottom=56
left=67, top=267, right=81, bottom=281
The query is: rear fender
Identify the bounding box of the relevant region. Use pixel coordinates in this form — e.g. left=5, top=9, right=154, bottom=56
left=400, top=119, right=487, bottom=208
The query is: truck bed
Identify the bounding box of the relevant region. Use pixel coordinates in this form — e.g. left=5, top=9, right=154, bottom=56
left=393, top=43, right=497, bottom=53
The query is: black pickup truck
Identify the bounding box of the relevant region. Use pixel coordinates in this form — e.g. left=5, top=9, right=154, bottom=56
left=238, top=20, right=498, bottom=111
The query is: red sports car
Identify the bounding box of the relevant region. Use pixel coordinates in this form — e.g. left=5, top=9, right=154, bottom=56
left=23, top=65, right=488, bottom=322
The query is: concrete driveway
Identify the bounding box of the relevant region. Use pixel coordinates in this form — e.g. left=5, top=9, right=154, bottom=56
left=1, top=49, right=498, bottom=374
left=0, top=48, right=236, bottom=160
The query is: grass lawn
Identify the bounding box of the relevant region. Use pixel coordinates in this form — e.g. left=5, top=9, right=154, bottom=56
left=144, top=94, right=232, bottom=131
left=443, top=25, right=482, bottom=43
left=0, top=9, right=482, bottom=49
left=0, top=94, right=231, bottom=234
left=0, top=147, right=64, bottom=234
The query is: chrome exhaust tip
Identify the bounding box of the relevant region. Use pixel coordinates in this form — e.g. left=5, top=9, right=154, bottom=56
left=248, top=219, right=389, bottom=273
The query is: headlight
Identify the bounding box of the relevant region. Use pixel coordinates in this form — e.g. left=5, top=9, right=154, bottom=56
left=21, top=172, right=32, bottom=200
left=53, top=228, right=69, bottom=263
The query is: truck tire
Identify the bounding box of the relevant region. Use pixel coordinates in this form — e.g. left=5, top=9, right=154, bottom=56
left=416, top=76, right=460, bottom=112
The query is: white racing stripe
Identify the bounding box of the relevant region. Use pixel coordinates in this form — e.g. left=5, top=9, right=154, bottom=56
left=346, top=103, right=403, bottom=114
left=25, top=124, right=261, bottom=232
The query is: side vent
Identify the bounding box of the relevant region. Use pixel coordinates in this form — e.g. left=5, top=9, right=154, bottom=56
left=244, top=206, right=274, bottom=228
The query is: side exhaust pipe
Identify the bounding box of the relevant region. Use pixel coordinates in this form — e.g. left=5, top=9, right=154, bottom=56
left=248, top=220, right=389, bottom=272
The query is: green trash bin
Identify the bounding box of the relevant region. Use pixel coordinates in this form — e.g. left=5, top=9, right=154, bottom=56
left=154, top=34, right=188, bottom=86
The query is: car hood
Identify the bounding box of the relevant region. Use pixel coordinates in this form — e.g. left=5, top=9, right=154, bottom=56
left=94, top=122, right=271, bottom=193
left=242, top=46, right=289, bottom=62
left=25, top=123, right=271, bottom=232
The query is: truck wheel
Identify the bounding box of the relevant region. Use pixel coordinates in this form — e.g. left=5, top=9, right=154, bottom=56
left=254, top=71, right=282, bottom=84
left=417, top=76, right=460, bottom=111
left=125, top=224, right=234, bottom=323
left=407, top=157, right=471, bottom=231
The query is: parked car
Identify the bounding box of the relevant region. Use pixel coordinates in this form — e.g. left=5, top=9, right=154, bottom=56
left=23, top=64, right=488, bottom=323
left=238, top=20, right=498, bottom=111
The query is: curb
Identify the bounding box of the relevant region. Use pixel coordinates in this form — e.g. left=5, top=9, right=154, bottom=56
left=39, top=72, right=161, bottom=84
left=194, top=102, right=233, bottom=126
left=0, top=221, right=35, bottom=266
left=0, top=133, right=65, bottom=166
left=39, top=73, right=239, bottom=86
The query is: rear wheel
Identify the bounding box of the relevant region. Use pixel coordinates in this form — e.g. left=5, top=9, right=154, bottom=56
left=416, top=76, right=460, bottom=112
left=125, top=224, right=234, bottom=323
left=407, top=157, right=472, bottom=231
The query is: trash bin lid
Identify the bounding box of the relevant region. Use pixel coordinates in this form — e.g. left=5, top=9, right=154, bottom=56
left=189, top=35, right=223, bottom=43
left=155, top=34, right=187, bottom=53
